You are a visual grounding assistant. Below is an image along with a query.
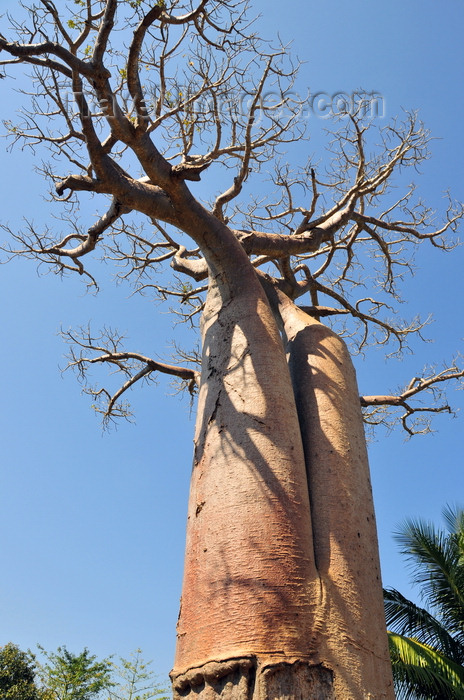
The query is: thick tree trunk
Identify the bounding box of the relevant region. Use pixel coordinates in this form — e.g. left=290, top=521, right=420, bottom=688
left=172, top=658, right=334, bottom=699
left=281, top=301, right=394, bottom=699
left=172, top=276, right=324, bottom=691
left=171, top=277, right=394, bottom=699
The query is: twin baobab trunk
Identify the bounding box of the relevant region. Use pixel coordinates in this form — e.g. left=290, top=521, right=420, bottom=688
left=171, top=275, right=394, bottom=699
left=282, top=301, right=394, bottom=698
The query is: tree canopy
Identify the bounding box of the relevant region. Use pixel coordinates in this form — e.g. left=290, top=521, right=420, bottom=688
left=37, top=646, right=114, bottom=700
left=0, top=0, right=462, bottom=433
left=0, top=643, right=42, bottom=700
left=0, top=645, right=168, bottom=700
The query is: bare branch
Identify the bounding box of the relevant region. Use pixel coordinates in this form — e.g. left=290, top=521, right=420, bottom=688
left=171, top=247, right=209, bottom=281
left=126, top=4, right=165, bottom=132
left=361, top=362, right=464, bottom=435
left=1, top=0, right=462, bottom=433
left=62, top=325, right=200, bottom=426
left=0, top=33, right=98, bottom=80
left=91, top=0, right=117, bottom=66
left=160, top=1, right=209, bottom=26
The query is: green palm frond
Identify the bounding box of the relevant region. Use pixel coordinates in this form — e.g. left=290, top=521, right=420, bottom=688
left=443, top=505, right=464, bottom=566
left=384, top=588, right=464, bottom=663
left=388, top=632, right=464, bottom=700
left=385, top=506, right=464, bottom=699
left=395, top=511, right=464, bottom=642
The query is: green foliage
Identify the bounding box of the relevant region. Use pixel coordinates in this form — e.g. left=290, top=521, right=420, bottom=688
left=3, top=119, right=18, bottom=134
left=126, top=0, right=164, bottom=7
left=36, top=646, right=114, bottom=700
left=385, top=505, right=464, bottom=699
left=2, top=645, right=169, bottom=700
left=108, top=649, right=168, bottom=700
left=0, top=642, right=42, bottom=700
left=66, top=17, right=84, bottom=32
left=388, top=633, right=464, bottom=700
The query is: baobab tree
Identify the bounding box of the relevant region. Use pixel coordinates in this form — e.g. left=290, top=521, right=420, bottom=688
left=1, top=1, right=463, bottom=698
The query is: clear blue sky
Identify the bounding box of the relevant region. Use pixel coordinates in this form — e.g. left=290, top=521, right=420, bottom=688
left=1, top=0, right=463, bottom=684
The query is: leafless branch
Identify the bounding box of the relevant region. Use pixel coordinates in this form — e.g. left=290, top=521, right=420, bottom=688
left=361, top=361, right=464, bottom=435
left=0, top=0, right=462, bottom=431
left=62, top=325, right=200, bottom=426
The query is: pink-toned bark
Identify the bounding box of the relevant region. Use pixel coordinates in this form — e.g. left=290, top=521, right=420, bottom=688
left=172, top=283, right=394, bottom=699
left=282, top=301, right=394, bottom=699
left=173, top=279, right=321, bottom=683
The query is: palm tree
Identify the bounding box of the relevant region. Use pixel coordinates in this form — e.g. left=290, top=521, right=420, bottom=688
left=384, top=505, right=464, bottom=699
